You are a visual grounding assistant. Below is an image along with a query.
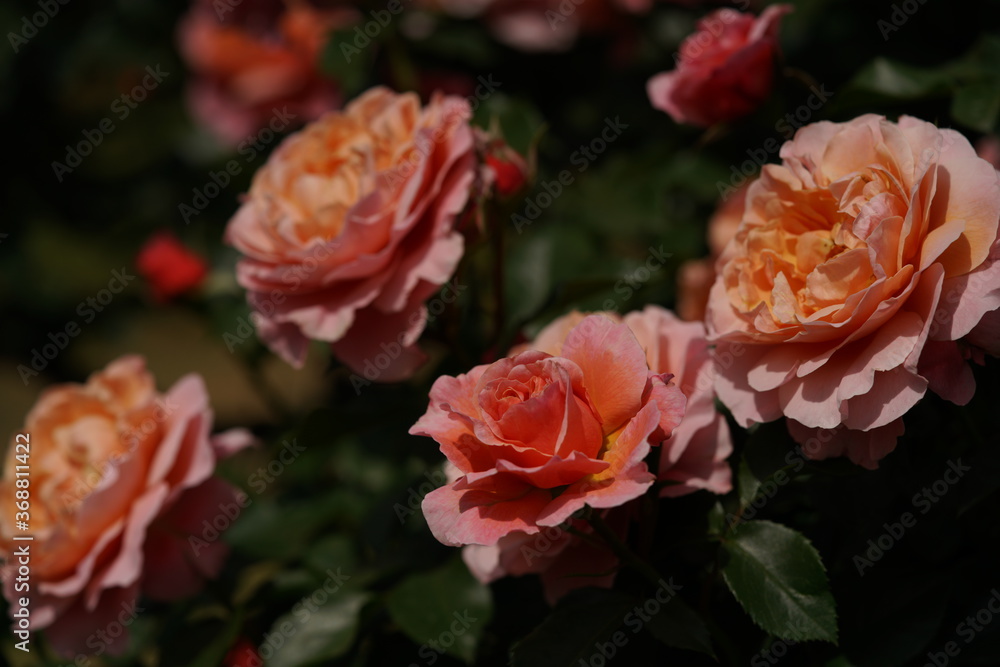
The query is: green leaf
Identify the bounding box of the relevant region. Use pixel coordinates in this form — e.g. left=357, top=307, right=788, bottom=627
left=510, top=588, right=637, bottom=667
left=721, top=520, right=838, bottom=643
left=951, top=83, right=1000, bottom=133
left=265, top=592, right=371, bottom=667
left=385, top=557, right=493, bottom=663
left=645, top=596, right=716, bottom=658
left=847, top=58, right=951, bottom=99
left=738, top=456, right=763, bottom=510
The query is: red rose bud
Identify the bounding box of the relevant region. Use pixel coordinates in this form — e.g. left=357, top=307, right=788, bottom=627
left=486, top=153, right=528, bottom=197
left=136, top=231, right=208, bottom=302
left=224, top=638, right=261, bottom=667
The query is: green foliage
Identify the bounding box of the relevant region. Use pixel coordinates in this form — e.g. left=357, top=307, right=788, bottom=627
left=722, top=521, right=838, bottom=644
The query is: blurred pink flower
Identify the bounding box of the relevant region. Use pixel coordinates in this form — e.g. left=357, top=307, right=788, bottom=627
left=178, top=0, right=357, bottom=144
left=0, top=356, right=253, bottom=656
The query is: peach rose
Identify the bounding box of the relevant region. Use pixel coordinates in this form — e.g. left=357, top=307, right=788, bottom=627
left=0, top=356, right=252, bottom=656
left=707, top=115, right=1000, bottom=468
left=524, top=308, right=732, bottom=496
left=410, top=315, right=686, bottom=547
left=647, top=6, right=791, bottom=127
left=225, top=87, right=477, bottom=381
left=677, top=182, right=748, bottom=322
left=178, top=0, right=356, bottom=144
left=460, top=308, right=731, bottom=600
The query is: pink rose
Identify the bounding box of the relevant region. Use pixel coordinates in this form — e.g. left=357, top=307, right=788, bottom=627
left=225, top=87, right=477, bottom=381
left=458, top=308, right=731, bottom=600
left=410, top=315, right=686, bottom=547
left=0, top=356, right=252, bottom=656
left=523, top=308, right=732, bottom=496
left=178, top=0, right=357, bottom=144
left=623, top=306, right=733, bottom=496
left=647, top=5, right=791, bottom=127
left=707, top=115, right=1000, bottom=468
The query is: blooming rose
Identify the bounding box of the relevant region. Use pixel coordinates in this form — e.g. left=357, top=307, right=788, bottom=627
left=461, top=307, right=731, bottom=600
left=225, top=87, right=477, bottom=380
left=647, top=6, right=791, bottom=127
left=136, top=231, right=208, bottom=302
left=178, top=0, right=356, bottom=144
left=0, top=356, right=252, bottom=655
left=410, top=315, right=686, bottom=547
left=678, top=183, right=748, bottom=322
left=707, top=115, right=1000, bottom=468
left=523, top=307, right=732, bottom=495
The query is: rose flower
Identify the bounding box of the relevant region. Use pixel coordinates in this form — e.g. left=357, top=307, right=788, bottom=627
left=225, top=87, right=477, bottom=381
left=410, top=314, right=687, bottom=547
left=707, top=115, right=1000, bottom=468
left=461, top=307, right=731, bottom=601
left=0, top=356, right=252, bottom=656
left=647, top=5, right=791, bottom=127
left=178, top=0, right=356, bottom=144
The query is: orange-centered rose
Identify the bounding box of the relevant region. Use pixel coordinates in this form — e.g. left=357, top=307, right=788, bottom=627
left=226, top=87, right=477, bottom=381
left=0, top=356, right=252, bottom=656
left=411, top=315, right=686, bottom=547
left=707, top=115, right=1000, bottom=468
